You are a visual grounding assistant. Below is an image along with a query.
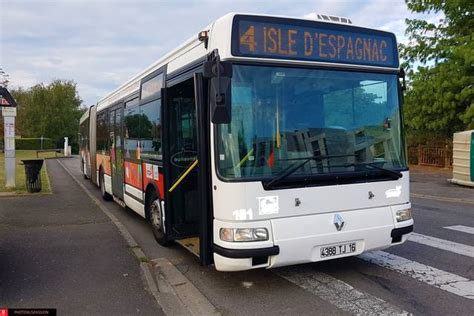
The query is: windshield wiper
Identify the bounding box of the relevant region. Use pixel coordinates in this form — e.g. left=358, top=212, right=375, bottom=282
left=264, top=154, right=354, bottom=188
left=353, top=162, right=403, bottom=180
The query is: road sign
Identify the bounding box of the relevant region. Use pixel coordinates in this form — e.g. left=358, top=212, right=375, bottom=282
left=0, top=87, right=17, bottom=107
left=2, top=106, right=17, bottom=117
left=0, top=97, right=10, bottom=106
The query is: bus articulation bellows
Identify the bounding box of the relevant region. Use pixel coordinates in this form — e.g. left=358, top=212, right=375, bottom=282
left=79, top=13, right=413, bottom=272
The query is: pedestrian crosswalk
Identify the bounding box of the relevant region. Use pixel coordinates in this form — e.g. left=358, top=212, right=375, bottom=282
left=408, top=232, right=474, bottom=258
left=359, top=250, right=474, bottom=299
left=444, top=225, right=474, bottom=235
left=274, top=224, right=474, bottom=314
left=276, top=267, right=410, bottom=315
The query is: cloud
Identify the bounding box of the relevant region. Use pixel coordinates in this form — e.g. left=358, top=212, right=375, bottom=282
left=1, top=0, right=439, bottom=105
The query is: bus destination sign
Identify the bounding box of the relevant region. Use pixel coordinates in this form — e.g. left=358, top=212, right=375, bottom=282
left=232, top=16, right=399, bottom=68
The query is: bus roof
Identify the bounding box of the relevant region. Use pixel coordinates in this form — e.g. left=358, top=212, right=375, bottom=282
left=79, top=107, right=90, bottom=124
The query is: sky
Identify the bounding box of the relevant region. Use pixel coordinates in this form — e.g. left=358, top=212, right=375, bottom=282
left=0, top=0, right=441, bottom=106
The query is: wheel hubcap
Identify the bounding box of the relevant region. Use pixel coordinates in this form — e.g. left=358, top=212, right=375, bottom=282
left=150, top=200, right=162, bottom=232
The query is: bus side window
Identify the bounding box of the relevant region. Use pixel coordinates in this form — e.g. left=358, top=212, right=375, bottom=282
left=124, top=100, right=140, bottom=160
left=139, top=99, right=162, bottom=160
left=96, top=111, right=108, bottom=153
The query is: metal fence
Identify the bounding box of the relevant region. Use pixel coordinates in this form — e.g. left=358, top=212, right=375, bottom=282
left=408, top=145, right=453, bottom=168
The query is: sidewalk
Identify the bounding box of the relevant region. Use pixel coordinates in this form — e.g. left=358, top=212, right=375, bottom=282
left=0, top=159, right=162, bottom=314
left=409, top=165, right=474, bottom=203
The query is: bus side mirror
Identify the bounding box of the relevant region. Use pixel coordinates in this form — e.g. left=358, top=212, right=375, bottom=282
left=210, top=76, right=231, bottom=124
left=204, top=59, right=232, bottom=124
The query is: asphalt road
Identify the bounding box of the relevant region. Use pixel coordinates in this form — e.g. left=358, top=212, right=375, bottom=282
left=32, top=159, right=474, bottom=314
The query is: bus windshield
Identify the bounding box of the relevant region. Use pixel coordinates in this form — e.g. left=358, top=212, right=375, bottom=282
left=216, top=64, right=407, bottom=183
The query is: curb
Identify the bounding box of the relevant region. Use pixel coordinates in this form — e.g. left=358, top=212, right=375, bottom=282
left=411, top=193, right=474, bottom=205
left=151, top=258, right=220, bottom=316
left=0, top=192, right=53, bottom=197
left=57, top=159, right=219, bottom=315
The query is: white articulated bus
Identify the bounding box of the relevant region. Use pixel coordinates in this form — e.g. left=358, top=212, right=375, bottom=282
left=79, top=13, right=413, bottom=271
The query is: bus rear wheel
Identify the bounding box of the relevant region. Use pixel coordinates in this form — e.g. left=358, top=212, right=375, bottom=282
left=82, top=159, right=88, bottom=179
left=147, top=191, right=171, bottom=246
left=99, top=170, right=112, bottom=201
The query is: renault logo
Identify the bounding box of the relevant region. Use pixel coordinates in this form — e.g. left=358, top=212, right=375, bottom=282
left=334, top=214, right=345, bottom=231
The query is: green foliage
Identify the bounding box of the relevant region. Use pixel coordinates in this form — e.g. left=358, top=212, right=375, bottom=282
left=16, top=138, right=55, bottom=150
left=400, top=0, right=474, bottom=144
left=11, top=80, right=86, bottom=147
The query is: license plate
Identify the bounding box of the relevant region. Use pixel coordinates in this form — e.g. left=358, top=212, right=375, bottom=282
left=320, top=242, right=356, bottom=258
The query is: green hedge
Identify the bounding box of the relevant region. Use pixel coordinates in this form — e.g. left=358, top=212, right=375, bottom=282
left=16, top=138, right=55, bottom=150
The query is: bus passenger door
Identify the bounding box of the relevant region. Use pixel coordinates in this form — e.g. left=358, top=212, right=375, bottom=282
left=163, top=74, right=212, bottom=264
left=164, top=78, right=199, bottom=238
left=111, top=106, right=124, bottom=199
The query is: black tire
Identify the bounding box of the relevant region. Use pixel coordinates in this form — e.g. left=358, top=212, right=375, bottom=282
left=147, top=190, right=171, bottom=246
left=99, top=170, right=112, bottom=201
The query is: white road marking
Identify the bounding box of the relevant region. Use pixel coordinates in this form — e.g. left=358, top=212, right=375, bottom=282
left=359, top=251, right=474, bottom=300
left=275, top=267, right=409, bottom=315
left=444, top=225, right=474, bottom=235
left=409, top=233, right=474, bottom=258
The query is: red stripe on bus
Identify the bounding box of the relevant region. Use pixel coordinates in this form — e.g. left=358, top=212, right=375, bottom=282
left=142, top=162, right=165, bottom=200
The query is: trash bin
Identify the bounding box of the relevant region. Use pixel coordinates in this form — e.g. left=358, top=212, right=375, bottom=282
left=22, top=159, right=44, bottom=193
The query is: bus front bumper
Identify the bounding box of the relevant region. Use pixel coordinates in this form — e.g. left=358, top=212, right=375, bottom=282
left=213, top=204, right=413, bottom=272
left=213, top=244, right=280, bottom=271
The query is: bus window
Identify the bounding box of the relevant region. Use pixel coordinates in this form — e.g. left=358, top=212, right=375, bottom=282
left=141, top=74, right=163, bottom=100
left=217, top=65, right=406, bottom=179
left=124, top=103, right=140, bottom=160
left=139, top=99, right=162, bottom=160
left=96, top=111, right=108, bottom=153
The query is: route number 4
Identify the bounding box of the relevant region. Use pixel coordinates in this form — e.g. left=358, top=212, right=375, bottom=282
left=240, top=26, right=256, bottom=51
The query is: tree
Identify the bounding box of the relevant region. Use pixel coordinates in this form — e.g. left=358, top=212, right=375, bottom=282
left=11, top=80, right=85, bottom=147
left=400, top=0, right=474, bottom=144
left=0, top=67, right=9, bottom=88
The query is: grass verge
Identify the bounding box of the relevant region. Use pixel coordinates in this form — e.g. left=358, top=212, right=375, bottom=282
left=0, top=150, right=62, bottom=194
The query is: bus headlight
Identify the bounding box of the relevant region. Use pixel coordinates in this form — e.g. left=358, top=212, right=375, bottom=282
left=219, top=228, right=269, bottom=242
left=396, top=208, right=412, bottom=222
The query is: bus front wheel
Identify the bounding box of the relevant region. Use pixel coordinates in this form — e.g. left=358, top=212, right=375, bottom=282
left=147, top=191, right=171, bottom=246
